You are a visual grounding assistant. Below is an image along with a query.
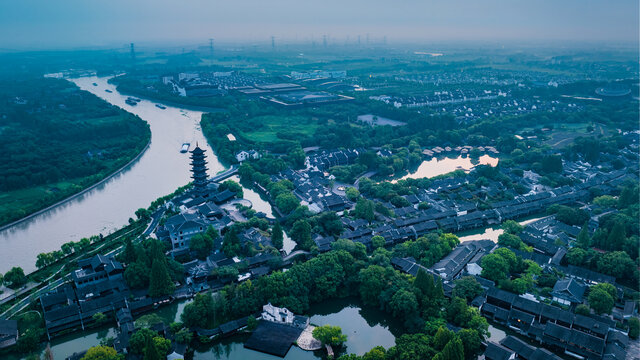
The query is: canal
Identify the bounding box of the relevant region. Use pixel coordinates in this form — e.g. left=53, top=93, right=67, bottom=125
left=0, top=76, right=279, bottom=273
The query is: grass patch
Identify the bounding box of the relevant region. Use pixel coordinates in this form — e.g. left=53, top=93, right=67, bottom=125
left=0, top=180, right=83, bottom=223
left=239, top=115, right=318, bottom=143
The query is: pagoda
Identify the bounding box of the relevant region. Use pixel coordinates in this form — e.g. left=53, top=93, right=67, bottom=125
left=190, top=144, right=209, bottom=197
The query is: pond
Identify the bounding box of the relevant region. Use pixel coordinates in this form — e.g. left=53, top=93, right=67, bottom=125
left=457, top=216, right=547, bottom=243
left=12, top=298, right=398, bottom=360
left=394, top=155, right=498, bottom=182
left=193, top=297, right=401, bottom=359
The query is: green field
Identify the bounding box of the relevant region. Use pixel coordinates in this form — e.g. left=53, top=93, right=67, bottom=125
left=0, top=180, right=82, bottom=223
left=238, top=115, right=319, bottom=143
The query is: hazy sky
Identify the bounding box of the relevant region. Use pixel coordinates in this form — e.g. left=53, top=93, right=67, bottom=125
left=0, top=0, right=637, bottom=49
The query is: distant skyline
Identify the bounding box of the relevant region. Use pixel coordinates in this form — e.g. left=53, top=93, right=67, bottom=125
left=0, top=0, right=637, bottom=49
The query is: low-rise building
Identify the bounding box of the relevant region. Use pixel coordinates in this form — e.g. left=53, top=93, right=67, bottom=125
left=0, top=320, right=18, bottom=349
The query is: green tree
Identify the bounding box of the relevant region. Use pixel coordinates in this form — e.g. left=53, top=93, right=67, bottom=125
left=481, top=254, right=509, bottom=282
left=129, top=328, right=157, bottom=354
left=81, top=345, right=122, bottom=360
left=317, top=211, right=344, bottom=237
left=345, top=187, right=360, bottom=201
left=174, top=327, right=193, bottom=344
left=354, top=198, right=375, bottom=223
left=441, top=337, right=465, bottom=360
left=219, top=180, right=243, bottom=197
left=363, top=346, right=386, bottom=360
left=143, top=333, right=162, bottom=360
left=123, top=237, right=137, bottom=264
left=61, top=241, right=74, bottom=255
left=124, top=262, right=151, bottom=289
left=566, top=248, right=587, bottom=266
left=389, top=289, right=419, bottom=320
left=541, top=154, right=563, bottom=174
left=181, top=293, right=218, bottom=328
left=433, top=327, right=454, bottom=350
left=501, top=220, right=523, bottom=234
left=371, top=235, right=385, bottom=249
left=92, top=312, right=107, bottom=325
left=576, top=223, right=591, bottom=249
left=271, top=222, right=284, bottom=249
left=331, top=239, right=367, bottom=260
left=458, top=329, right=483, bottom=359
left=288, top=146, right=306, bottom=169
left=588, top=288, right=614, bottom=315
left=189, top=233, right=214, bottom=260
left=36, top=252, right=55, bottom=269
left=597, top=251, right=635, bottom=279
left=135, top=314, right=165, bottom=329
left=452, top=276, right=483, bottom=301
left=135, top=208, right=151, bottom=220
left=591, top=283, right=617, bottom=298
left=629, top=317, right=639, bottom=339
left=222, top=229, right=241, bottom=257
left=275, top=192, right=300, bottom=214
left=247, top=315, right=258, bottom=331
left=358, top=265, right=389, bottom=306
left=606, top=222, right=626, bottom=251
left=4, top=267, right=27, bottom=289
left=290, top=219, right=313, bottom=250
left=312, top=325, right=347, bottom=347
left=575, top=304, right=591, bottom=316
left=148, top=259, right=175, bottom=298
left=16, top=328, right=43, bottom=353
left=497, top=233, right=525, bottom=250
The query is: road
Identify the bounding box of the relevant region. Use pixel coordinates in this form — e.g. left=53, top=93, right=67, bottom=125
left=211, top=165, right=238, bottom=183
left=354, top=171, right=378, bottom=189
left=283, top=250, right=310, bottom=262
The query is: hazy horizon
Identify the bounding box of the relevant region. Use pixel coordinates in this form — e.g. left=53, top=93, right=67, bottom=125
left=0, top=0, right=638, bottom=50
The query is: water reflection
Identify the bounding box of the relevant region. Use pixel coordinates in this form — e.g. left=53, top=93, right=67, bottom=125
left=194, top=298, right=399, bottom=359
left=394, top=155, right=498, bottom=182
left=458, top=216, right=547, bottom=243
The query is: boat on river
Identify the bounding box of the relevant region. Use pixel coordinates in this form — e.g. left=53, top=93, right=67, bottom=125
left=125, top=99, right=137, bottom=106
left=105, top=89, right=112, bottom=93
left=155, top=104, right=166, bottom=109
left=92, top=82, right=98, bottom=86
left=180, top=143, right=190, bottom=153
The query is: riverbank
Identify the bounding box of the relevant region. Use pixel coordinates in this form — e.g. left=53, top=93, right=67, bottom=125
left=0, top=139, right=151, bottom=233
left=0, top=76, right=224, bottom=274
left=109, top=79, right=227, bottom=113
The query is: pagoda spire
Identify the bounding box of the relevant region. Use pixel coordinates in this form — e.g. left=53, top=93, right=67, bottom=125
left=190, top=144, right=209, bottom=197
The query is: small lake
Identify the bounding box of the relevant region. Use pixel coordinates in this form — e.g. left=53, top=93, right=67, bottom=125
left=394, top=155, right=498, bottom=182
left=458, top=216, right=547, bottom=243
left=194, top=297, right=401, bottom=359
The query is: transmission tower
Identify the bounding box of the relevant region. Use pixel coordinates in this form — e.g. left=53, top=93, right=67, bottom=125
left=130, top=43, right=135, bottom=61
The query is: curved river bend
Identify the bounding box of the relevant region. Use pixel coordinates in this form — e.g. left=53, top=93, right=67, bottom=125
left=0, top=77, right=238, bottom=273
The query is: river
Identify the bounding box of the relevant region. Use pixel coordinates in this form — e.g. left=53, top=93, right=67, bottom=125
left=0, top=77, right=277, bottom=273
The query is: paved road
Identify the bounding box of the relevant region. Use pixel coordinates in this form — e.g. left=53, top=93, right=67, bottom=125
left=283, top=250, right=310, bottom=262
left=211, top=165, right=238, bottom=183
left=143, top=209, right=166, bottom=236
left=354, top=171, right=378, bottom=189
